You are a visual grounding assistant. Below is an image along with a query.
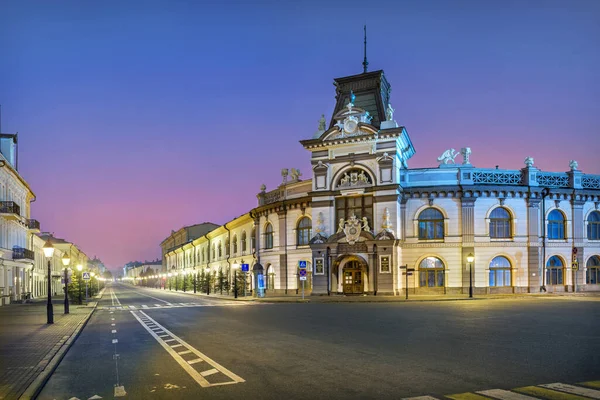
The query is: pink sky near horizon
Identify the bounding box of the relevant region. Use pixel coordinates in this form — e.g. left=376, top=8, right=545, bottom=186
left=1, top=0, right=598, bottom=271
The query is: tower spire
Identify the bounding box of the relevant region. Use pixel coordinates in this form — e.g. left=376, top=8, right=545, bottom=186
left=362, top=25, right=368, bottom=73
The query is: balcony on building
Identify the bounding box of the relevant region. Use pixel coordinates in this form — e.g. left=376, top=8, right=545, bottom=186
left=26, top=219, right=40, bottom=232
left=12, top=246, right=35, bottom=262
left=0, top=201, right=21, bottom=220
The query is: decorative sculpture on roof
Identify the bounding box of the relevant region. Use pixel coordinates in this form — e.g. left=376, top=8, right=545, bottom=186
left=318, top=114, right=326, bottom=131
left=460, top=147, right=471, bottom=165
left=338, top=169, right=372, bottom=188
left=524, top=157, right=534, bottom=167
left=290, top=168, right=302, bottom=181
left=281, top=168, right=289, bottom=184
left=437, top=149, right=457, bottom=165
left=342, top=214, right=362, bottom=245
left=260, top=184, right=266, bottom=192
left=361, top=217, right=370, bottom=232
left=569, top=160, right=578, bottom=171
left=386, top=103, right=395, bottom=121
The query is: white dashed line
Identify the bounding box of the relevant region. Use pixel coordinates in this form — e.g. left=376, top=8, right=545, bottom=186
left=540, top=383, right=600, bottom=399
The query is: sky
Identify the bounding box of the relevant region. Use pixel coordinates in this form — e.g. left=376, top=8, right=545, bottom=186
left=1, top=0, right=598, bottom=271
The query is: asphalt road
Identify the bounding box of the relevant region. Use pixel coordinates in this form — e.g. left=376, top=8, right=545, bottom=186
left=38, top=284, right=600, bottom=400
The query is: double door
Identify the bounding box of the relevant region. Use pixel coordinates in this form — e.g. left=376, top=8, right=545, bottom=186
left=343, top=266, right=363, bottom=294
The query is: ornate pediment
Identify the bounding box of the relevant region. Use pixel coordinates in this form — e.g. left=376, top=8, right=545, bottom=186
left=336, top=168, right=372, bottom=190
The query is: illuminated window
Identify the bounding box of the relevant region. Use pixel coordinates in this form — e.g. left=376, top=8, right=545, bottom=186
left=489, top=256, right=511, bottom=287
left=233, top=235, right=238, bottom=254
left=225, top=237, right=230, bottom=256
left=335, top=196, right=373, bottom=231
left=490, top=207, right=511, bottom=238
left=251, top=227, right=256, bottom=250
left=418, top=208, right=444, bottom=240
left=586, top=256, right=600, bottom=284
left=264, top=223, right=273, bottom=249
left=548, top=210, right=565, bottom=240
left=418, top=257, right=445, bottom=287
left=296, top=217, right=312, bottom=246
left=546, top=256, right=564, bottom=285
left=212, top=244, right=216, bottom=260
left=588, top=212, right=600, bottom=240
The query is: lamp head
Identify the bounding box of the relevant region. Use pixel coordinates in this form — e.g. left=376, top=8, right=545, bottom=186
left=467, top=253, right=474, bottom=263
left=91, top=272, right=96, bottom=277
left=62, top=253, right=71, bottom=266
left=42, top=240, right=55, bottom=259
left=232, top=263, right=239, bottom=270
left=76, top=264, right=83, bottom=271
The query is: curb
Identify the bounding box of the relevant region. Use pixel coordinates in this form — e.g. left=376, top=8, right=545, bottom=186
left=18, top=289, right=104, bottom=400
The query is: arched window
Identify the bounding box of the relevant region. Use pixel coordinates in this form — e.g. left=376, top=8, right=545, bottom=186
left=418, top=257, right=445, bottom=287
left=489, top=256, right=511, bottom=287
left=202, top=248, right=205, bottom=263
left=588, top=211, right=600, bottom=240
left=218, top=242, right=222, bottom=258
left=490, top=207, right=511, bottom=238
left=212, top=244, right=216, bottom=260
left=548, top=210, right=565, bottom=239
left=267, top=264, right=275, bottom=290
left=586, top=256, right=600, bottom=284
left=225, top=237, right=230, bottom=256
left=296, top=217, right=312, bottom=246
left=251, top=227, right=256, bottom=250
left=233, top=235, right=238, bottom=254
left=546, top=256, right=564, bottom=285
left=418, top=208, right=444, bottom=239
left=241, top=231, right=247, bottom=252
left=264, top=223, right=274, bottom=249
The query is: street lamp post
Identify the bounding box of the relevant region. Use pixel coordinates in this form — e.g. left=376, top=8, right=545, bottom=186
left=76, top=264, right=83, bottom=304
left=43, top=240, right=55, bottom=324
left=205, top=267, right=210, bottom=295
left=62, top=253, right=70, bottom=314
left=467, top=253, right=474, bottom=298
left=193, top=267, right=197, bottom=293
left=232, top=264, right=239, bottom=299
left=182, top=270, right=187, bottom=292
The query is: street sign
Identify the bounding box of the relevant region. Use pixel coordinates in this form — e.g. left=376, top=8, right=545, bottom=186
left=241, top=263, right=249, bottom=272
left=300, top=276, right=307, bottom=281
left=299, top=269, right=307, bottom=277
left=572, top=247, right=578, bottom=255
left=572, top=261, right=579, bottom=271
left=298, top=260, right=307, bottom=269
left=82, top=272, right=91, bottom=281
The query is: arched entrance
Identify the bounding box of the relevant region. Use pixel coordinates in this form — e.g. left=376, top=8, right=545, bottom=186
left=335, top=255, right=368, bottom=295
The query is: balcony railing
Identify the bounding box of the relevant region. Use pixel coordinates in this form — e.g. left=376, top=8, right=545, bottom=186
left=0, top=201, right=20, bottom=215
left=13, top=246, right=35, bottom=261
left=27, top=219, right=40, bottom=230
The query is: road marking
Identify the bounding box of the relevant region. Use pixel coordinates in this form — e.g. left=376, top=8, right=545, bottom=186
left=142, top=305, right=149, bottom=308
left=403, top=397, right=441, bottom=400
left=129, top=305, right=136, bottom=309
left=514, top=386, right=590, bottom=400
left=154, top=304, right=162, bottom=307
left=188, top=358, right=203, bottom=365
left=179, top=303, right=188, bottom=306
left=478, top=389, right=539, bottom=399
left=111, top=318, right=114, bottom=321
left=541, top=383, right=600, bottom=399
left=171, top=344, right=183, bottom=348
left=178, top=350, right=192, bottom=355
left=200, top=368, right=219, bottom=377
left=129, top=290, right=172, bottom=304
left=131, top=310, right=245, bottom=387
left=112, top=330, right=117, bottom=333
left=581, top=382, right=600, bottom=389
left=112, top=339, right=118, bottom=344
left=159, top=334, right=169, bottom=338
left=446, top=394, right=492, bottom=400
left=164, top=339, right=176, bottom=342
left=111, top=323, right=115, bottom=326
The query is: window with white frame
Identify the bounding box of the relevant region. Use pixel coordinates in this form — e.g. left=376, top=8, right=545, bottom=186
left=489, top=256, right=511, bottom=287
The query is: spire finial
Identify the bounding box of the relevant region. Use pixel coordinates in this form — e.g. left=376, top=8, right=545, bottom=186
left=362, top=25, right=368, bottom=73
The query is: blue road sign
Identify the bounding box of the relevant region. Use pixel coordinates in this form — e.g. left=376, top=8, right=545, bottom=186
left=82, top=272, right=91, bottom=280
left=299, top=269, right=307, bottom=277
left=241, top=263, right=249, bottom=272
left=298, top=260, right=307, bottom=269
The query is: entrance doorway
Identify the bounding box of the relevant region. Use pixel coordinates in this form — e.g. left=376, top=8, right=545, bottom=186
left=343, top=261, right=363, bottom=294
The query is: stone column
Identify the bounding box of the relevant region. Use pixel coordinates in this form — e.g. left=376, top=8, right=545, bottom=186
left=571, top=197, right=585, bottom=291
left=461, top=196, right=476, bottom=294
left=527, top=197, right=542, bottom=293
left=277, top=210, right=288, bottom=294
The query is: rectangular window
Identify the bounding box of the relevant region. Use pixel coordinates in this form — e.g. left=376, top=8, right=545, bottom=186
left=335, top=196, right=373, bottom=228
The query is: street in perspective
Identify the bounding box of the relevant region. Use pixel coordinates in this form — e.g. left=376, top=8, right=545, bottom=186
left=1, top=1, right=600, bottom=399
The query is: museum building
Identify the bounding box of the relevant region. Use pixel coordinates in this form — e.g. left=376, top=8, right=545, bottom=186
left=163, top=69, right=600, bottom=296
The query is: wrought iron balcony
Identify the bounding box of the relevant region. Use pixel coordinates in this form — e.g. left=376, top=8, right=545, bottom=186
left=0, top=201, right=21, bottom=218
left=13, top=246, right=35, bottom=262
left=26, top=219, right=40, bottom=231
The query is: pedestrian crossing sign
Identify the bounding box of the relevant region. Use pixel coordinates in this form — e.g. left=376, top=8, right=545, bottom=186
left=82, top=272, right=91, bottom=280
left=298, top=260, right=307, bottom=269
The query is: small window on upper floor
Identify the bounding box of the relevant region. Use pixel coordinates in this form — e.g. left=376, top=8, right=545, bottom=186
left=296, top=217, right=312, bottom=246
left=548, top=210, right=566, bottom=240
left=233, top=235, right=238, bottom=254
left=587, top=211, right=600, bottom=240
left=490, top=207, right=512, bottom=238
left=264, top=223, right=274, bottom=249
left=241, top=231, right=247, bottom=252
left=418, top=208, right=444, bottom=240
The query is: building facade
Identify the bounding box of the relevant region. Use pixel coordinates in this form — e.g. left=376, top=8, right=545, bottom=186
left=163, top=69, right=600, bottom=296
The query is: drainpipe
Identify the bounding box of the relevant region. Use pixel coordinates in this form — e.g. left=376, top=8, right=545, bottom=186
left=541, top=188, right=549, bottom=292
left=326, top=246, right=331, bottom=296
left=224, top=222, right=231, bottom=294
left=283, top=200, right=288, bottom=295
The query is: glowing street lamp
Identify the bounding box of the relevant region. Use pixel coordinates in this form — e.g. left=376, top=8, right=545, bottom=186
left=61, top=252, right=71, bottom=314
left=467, top=253, right=474, bottom=298
left=76, top=264, right=83, bottom=304
left=42, top=240, right=55, bottom=324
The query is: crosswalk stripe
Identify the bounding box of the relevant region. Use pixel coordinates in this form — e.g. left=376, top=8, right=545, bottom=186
left=514, top=386, right=591, bottom=400
left=171, top=344, right=183, bottom=348
left=159, top=334, right=169, bottom=338
left=164, top=339, right=176, bottom=343
left=129, top=305, right=136, bottom=309
left=447, top=393, right=493, bottom=400
left=541, top=383, right=600, bottom=399
left=580, top=382, right=600, bottom=390
left=403, top=396, right=442, bottom=400
left=142, top=305, right=149, bottom=308
left=477, top=389, right=538, bottom=400
left=188, top=358, right=203, bottom=365
left=200, top=368, right=219, bottom=377
left=179, top=303, right=187, bottom=306
left=178, top=350, right=192, bottom=355
left=154, top=304, right=162, bottom=307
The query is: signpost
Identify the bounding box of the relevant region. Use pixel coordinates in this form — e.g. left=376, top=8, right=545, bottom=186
left=82, top=272, right=91, bottom=300
left=241, top=264, right=249, bottom=297
left=399, top=265, right=415, bottom=300
left=299, top=261, right=307, bottom=300
left=572, top=247, right=578, bottom=293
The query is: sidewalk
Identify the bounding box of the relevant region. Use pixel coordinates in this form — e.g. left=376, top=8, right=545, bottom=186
left=137, top=285, right=600, bottom=303
left=0, top=289, right=103, bottom=400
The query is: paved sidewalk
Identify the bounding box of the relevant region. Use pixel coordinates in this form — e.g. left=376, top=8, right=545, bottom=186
left=0, top=292, right=102, bottom=400
left=135, top=285, right=600, bottom=303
